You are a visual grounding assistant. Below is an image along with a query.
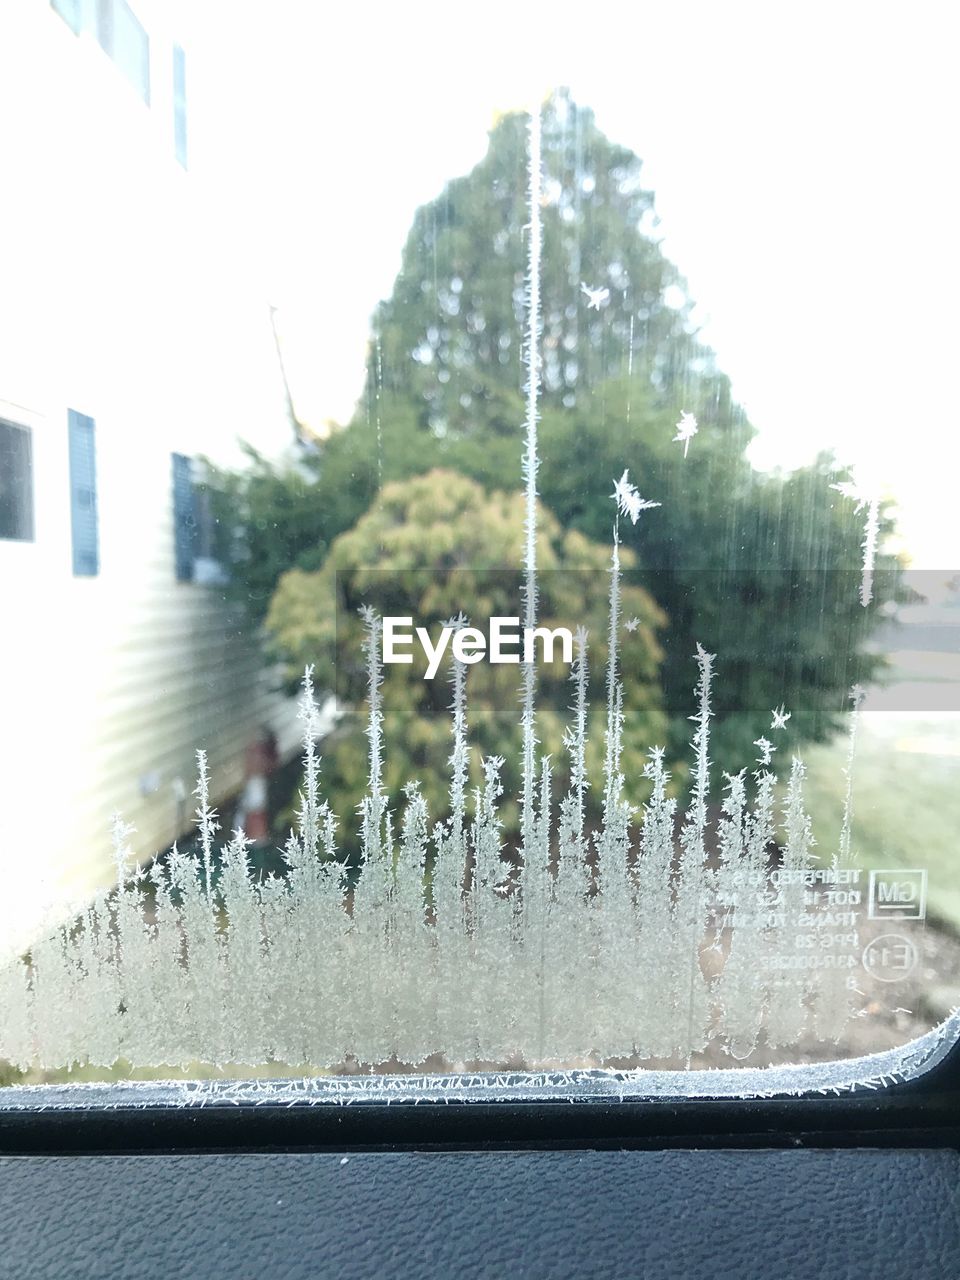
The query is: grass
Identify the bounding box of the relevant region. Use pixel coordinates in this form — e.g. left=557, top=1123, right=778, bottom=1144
left=798, top=710, right=960, bottom=932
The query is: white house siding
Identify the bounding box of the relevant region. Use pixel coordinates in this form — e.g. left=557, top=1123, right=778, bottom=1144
left=0, top=0, right=301, bottom=956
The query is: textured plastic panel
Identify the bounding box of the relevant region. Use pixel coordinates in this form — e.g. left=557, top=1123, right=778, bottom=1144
left=1, top=1148, right=956, bottom=1279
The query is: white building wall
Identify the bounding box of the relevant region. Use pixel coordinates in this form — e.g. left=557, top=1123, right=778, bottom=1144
left=0, top=0, right=302, bottom=954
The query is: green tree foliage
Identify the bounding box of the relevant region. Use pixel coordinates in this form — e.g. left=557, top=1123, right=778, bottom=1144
left=534, top=379, right=898, bottom=769
left=266, top=469, right=666, bottom=852
left=213, top=89, right=900, bottom=780
left=357, top=90, right=899, bottom=763
left=368, top=89, right=728, bottom=435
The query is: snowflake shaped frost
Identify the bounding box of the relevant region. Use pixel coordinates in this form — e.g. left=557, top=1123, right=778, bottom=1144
left=625, top=616, right=640, bottom=633
left=830, top=480, right=869, bottom=513
left=770, top=704, right=791, bottom=731
left=580, top=281, right=610, bottom=310
left=673, top=410, right=698, bottom=457
left=642, top=745, right=667, bottom=779
left=611, top=469, right=661, bottom=524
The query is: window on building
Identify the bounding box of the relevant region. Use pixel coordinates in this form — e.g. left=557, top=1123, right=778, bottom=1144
left=67, top=409, right=99, bottom=576
left=0, top=420, right=35, bottom=542
left=50, top=0, right=82, bottom=35
left=3, top=4, right=958, bottom=1102
left=171, top=450, right=196, bottom=582
left=172, top=44, right=187, bottom=168
left=172, top=452, right=228, bottom=584
left=96, top=0, right=150, bottom=105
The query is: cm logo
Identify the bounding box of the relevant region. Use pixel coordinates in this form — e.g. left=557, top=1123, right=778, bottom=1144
left=867, top=869, right=927, bottom=921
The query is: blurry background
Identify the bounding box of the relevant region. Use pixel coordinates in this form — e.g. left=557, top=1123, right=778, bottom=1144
left=0, top=0, right=958, bottom=1056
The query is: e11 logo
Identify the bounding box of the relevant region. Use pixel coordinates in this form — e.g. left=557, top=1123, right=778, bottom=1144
left=862, top=934, right=918, bottom=982
left=868, top=869, right=927, bottom=921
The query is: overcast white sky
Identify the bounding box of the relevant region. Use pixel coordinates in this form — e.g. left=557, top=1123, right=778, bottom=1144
left=183, top=0, right=958, bottom=567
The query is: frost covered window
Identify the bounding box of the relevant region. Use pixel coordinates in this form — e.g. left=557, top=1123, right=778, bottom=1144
left=0, top=3, right=957, bottom=1094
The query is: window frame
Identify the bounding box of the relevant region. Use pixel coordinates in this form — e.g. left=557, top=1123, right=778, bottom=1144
left=1, top=1015, right=958, bottom=1154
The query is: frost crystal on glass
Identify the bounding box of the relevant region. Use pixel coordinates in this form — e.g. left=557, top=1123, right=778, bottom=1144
left=831, top=479, right=882, bottom=606
left=673, top=410, right=698, bottom=457
left=580, top=281, right=610, bottom=310
left=0, top=104, right=887, bottom=1078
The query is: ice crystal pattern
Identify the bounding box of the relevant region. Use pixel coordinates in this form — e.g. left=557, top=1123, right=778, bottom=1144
left=673, top=410, right=698, bottom=457
left=0, top=641, right=867, bottom=1072
left=580, top=281, right=610, bottom=310
left=831, top=479, right=881, bottom=606
left=0, top=104, right=865, bottom=1073
left=611, top=469, right=660, bottom=525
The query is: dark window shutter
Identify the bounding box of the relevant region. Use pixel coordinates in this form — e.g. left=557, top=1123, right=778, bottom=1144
left=68, top=410, right=99, bottom=577
left=172, top=452, right=197, bottom=582
left=0, top=421, right=34, bottom=542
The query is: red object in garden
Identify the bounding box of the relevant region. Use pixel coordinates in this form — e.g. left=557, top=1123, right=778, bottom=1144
left=238, top=730, right=279, bottom=843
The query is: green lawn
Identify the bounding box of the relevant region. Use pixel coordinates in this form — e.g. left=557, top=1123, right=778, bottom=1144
left=797, top=709, right=960, bottom=932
